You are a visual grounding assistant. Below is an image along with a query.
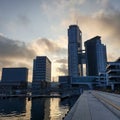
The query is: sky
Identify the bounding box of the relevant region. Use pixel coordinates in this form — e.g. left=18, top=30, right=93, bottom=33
left=0, top=0, right=120, bottom=81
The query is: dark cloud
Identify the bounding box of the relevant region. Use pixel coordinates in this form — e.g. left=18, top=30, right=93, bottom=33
left=77, top=1, right=120, bottom=40
left=57, top=64, right=68, bottom=75
left=36, top=38, right=57, bottom=52
left=0, top=35, right=36, bottom=59
left=36, top=38, right=67, bottom=54
left=75, top=2, right=120, bottom=61
left=55, top=59, right=67, bottom=64
left=99, top=2, right=120, bottom=42
left=0, top=35, right=68, bottom=80
left=0, top=35, right=68, bottom=81
left=93, top=4, right=120, bottom=61
left=0, top=35, right=36, bottom=70
left=96, top=10, right=120, bottom=40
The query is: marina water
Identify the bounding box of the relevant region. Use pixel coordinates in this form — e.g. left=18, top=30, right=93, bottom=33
left=0, top=96, right=78, bottom=120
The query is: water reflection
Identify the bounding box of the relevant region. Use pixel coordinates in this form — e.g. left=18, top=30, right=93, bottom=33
left=50, top=98, right=69, bottom=120
left=0, top=98, right=26, bottom=115
left=31, top=98, right=69, bottom=120
left=0, top=96, right=78, bottom=120
left=0, top=97, right=31, bottom=120
left=31, top=98, right=50, bottom=120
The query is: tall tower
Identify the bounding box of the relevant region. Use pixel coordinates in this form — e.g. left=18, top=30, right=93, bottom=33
left=84, top=36, right=107, bottom=76
left=68, top=25, right=82, bottom=77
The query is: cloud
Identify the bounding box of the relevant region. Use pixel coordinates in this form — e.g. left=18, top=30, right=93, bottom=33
left=87, top=5, right=120, bottom=61
left=36, top=38, right=60, bottom=52
left=0, top=35, right=37, bottom=80
left=57, top=64, right=68, bottom=75
left=0, top=59, right=14, bottom=68
left=61, top=1, right=120, bottom=61
left=55, top=58, right=68, bottom=76
left=55, top=59, right=67, bottom=64
left=41, top=0, right=85, bottom=19
left=0, top=35, right=36, bottom=82
left=96, top=0, right=109, bottom=6
left=31, top=38, right=67, bottom=57
left=0, top=33, right=4, bottom=36
left=31, top=38, right=67, bottom=78
left=0, top=35, right=68, bottom=81
left=0, top=35, right=36, bottom=59
left=0, top=35, right=67, bottom=64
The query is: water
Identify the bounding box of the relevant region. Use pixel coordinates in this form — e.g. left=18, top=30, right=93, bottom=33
left=0, top=96, right=78, bottom=120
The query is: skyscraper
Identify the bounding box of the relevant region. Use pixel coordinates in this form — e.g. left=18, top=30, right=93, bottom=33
left=32, top=56, right=51, bottom=82
left=68, top=25, right=83, bottom=77
left=84, top=36, right=107, bottom=76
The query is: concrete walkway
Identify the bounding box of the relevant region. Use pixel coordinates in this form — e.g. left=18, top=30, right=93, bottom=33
left=64, top=91, right=120, bottom=120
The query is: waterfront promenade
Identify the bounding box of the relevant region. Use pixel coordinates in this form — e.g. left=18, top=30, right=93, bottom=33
left=64, top=90, right=120, bottom=120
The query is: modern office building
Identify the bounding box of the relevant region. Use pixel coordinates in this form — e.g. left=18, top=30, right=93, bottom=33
left=32, top=56, right=51, bottom=82
left=32, top=56, right=51, bottom=94
left=68, top=25, right=83, bottom=77
left=106, top=58, right=120, bottom=91
left=107, top=58, right=120, bottom=83
left=59, top=25, right=110, bottom=91
left=1, top=67, right=28, bottom=83
left=0, top=67, right=28, bottom=94
left=84, top=36, right=107, bottom=76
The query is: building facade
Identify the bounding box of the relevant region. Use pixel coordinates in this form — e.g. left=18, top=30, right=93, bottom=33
left=107, top=58, right=120, bottom=82
left=84, top=36, right=107, bottom=76
left=1, top=67, right=28, bottom=83
left=0, top=67, right=28, bottom=94
left=32, top=56, right=51, bottom=82
left=32, top=56, right=51, bottom=94
left=68, top=25, right=83, bottom=77
left=106, top=58, right=120, bottom=91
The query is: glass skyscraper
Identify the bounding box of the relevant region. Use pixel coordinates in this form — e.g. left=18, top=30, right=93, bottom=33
left=84, top=36, right=107, bottom=76
left=68, top=25, right=82, bottom=77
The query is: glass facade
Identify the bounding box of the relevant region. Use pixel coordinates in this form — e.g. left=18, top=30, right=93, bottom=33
left=84, top=36, right=107, bottom=76
left=68, top=25, right=82, bottom=77
left=32, top=56, right=51, bottom=82
left=1, top=68, right=28, bottom=82
left=107, top=59, right=120, bottom=82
